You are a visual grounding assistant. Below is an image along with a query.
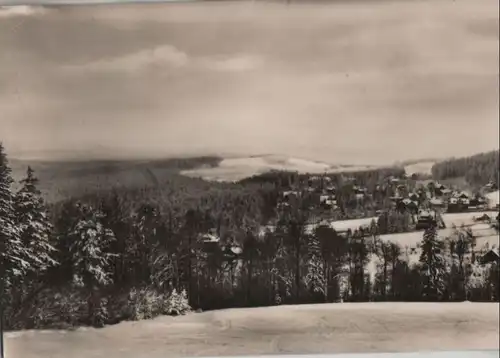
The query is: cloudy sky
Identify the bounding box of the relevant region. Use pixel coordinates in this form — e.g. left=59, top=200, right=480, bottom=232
left=0, top=0, right=498, bottom=165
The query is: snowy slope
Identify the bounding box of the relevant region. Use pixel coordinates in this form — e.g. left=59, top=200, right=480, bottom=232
left=404, top=161, right=436, bottom=176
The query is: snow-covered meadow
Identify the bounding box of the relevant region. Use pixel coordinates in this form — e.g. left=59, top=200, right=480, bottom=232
left=5, top=302, right=499, bottom=358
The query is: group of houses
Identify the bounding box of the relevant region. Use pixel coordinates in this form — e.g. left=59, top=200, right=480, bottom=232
left=389, top=180, right=492, bottom=214
left=281, top=176, right=338, bottom=209
left=279, top=175, right=496, bottom=216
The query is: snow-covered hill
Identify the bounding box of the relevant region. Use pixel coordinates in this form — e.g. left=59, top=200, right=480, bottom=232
left=181, top=154, right=380, bottom=182
left=403, top=160, right=436, bottom=176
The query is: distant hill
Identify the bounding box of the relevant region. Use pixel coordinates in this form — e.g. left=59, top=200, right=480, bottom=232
left=431, top=150, right=499, bottom=188
left=9, top=150, right=499, bottom=203
left=181, top=154, right=382, bottom=182
left=9, top=154, right=389, bottom=202
left=9, top=156, right=224, bottom=203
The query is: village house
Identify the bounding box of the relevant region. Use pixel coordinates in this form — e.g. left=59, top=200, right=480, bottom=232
left=416, top=209, right=437, bottom=230
left=447, top=191, right=471, bottom=212
left=433, top=183, right=452, bottom=197
left=282, top=190, right=300, bottom=201
left=430, top=197, right=445, bottom=209
left=409, top=192, right=420, bottom=202
left=457, top=191, right=471, bottom=204
left=480, top=248, right=500, bottom=265
left=399, top=198, right=418, bottom=213
left=320, top=194, right=337, bottom=209
left=469, top=195, right=488, bottom=211
left=200, top=231, right=220, bottom=244
left=436, top=183, right=446, bottom=190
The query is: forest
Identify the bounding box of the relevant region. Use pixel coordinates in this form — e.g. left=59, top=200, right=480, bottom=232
left=431, top=150, right=499, bottom=188
left=1, top=143, right=499, bottom=331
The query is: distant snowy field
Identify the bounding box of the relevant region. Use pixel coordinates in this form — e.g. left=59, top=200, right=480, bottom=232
left=5, top=302, right=499, bottom=358
left=404, top=161, right=436, bottom=176
left=181, top=155, right=380, bottom=182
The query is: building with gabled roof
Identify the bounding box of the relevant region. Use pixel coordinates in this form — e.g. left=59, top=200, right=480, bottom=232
left=480, top=248, right=499, bottom=265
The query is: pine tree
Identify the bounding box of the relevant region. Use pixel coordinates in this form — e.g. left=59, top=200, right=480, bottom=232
left=69, top=204, right=116, bottom=326
left=14, top=166, right=57, bottom=273
left=374, top=238, right=392, bottom=299
left=305, top=234, right=326, bottom=298
left=70, top=204, right=116, bottom=288
left=0, top=143, right=29, bottom=292
left=419, top=223, right=447, bottom=301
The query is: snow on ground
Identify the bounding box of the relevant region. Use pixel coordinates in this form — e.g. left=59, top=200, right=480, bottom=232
left=5, top=302, right=499, bottom=358
left=380, top=229, right=497, bottom=252
left=404, top=161, right=436, bottom=176
left=330, top=217, right=376, bottom=231
left=486, top=190, right=499, bottom=209
left=181, top=155, right=378, bottom=182
left=305, top=211, right=499, bottom=273
left=442, top=211, right=499, bottom=228
left=304, top=211, right=498, bottom=236
left=369, top=226, right=498, bottom=269
left=304, top=217, right=377, bottom=234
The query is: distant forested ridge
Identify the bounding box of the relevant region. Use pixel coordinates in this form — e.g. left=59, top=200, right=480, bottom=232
left=9, top=156, right=224, bottom=203
left=431, top=150, right=499, bottom=187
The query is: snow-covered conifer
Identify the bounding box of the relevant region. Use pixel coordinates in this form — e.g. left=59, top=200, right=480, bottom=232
left=0, top=143, right=29, bottom=291
left=419, top=223, right=447, bottom=300
left=14, top=166, right=57, bottom=272
left=70, top=204, right=116, bottom=288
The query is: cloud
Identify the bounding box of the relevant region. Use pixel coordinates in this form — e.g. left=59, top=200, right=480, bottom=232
left=1, top=0, right=498, bottom=164
left=0, top=6, right=46, bottom=18
left=201, top=55, right=264, bottom=73
left=66, top=44, right=189, bottom=72
left=65, top=44, right=264, bottom=74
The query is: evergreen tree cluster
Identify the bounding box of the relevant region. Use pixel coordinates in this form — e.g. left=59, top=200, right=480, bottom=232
left=1, top=144, right=498, bottom=332
left=431, top=150, right=499, bottom=188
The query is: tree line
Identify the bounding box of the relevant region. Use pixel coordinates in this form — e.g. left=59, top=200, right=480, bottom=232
left=1, top=143, right=498, bottom=332
left=431, top=150, right=499, bottom=188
